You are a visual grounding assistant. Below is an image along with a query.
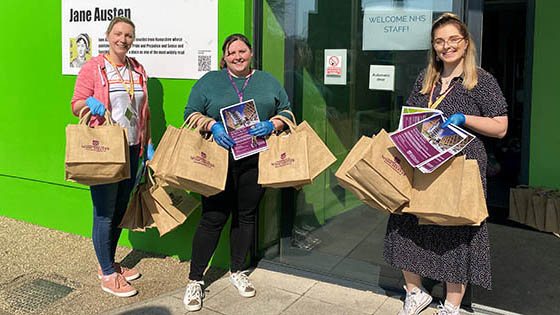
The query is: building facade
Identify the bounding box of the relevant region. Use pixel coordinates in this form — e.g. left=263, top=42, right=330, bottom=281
left=0, top=0, right=558, bottom=314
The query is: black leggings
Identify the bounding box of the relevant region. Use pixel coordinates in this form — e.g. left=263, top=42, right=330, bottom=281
left=189, top=154, right=264, bottom=281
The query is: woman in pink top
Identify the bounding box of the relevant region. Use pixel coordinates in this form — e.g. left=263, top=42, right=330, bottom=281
left=71, top=16, right=152, bottom=298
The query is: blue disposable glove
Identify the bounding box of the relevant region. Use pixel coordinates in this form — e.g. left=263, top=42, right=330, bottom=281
left=146, top=143, right=155, bottom=161
left=441, top=113, right=466, bottom=128
left=86, top=97, right=106, bottom=116
left=248, top=120, right=275, bottom=137
left=211, top=122, right=236, bottom=149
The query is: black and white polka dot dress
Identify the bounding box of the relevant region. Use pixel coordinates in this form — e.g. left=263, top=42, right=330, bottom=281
left=383, top=68, right=508, bottom=290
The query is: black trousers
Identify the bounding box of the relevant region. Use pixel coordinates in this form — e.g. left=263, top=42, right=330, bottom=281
left=189, top=154, right=264, bottom=281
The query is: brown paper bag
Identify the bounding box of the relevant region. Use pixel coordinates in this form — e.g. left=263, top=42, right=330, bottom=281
left=509, top=186, right=530, bottom=223
left=141, top=170, right=200, bottom=236
left=403, top=156, right=464, bottom=223
left=408, top=157, right=488, bottom=226
left=65, top=109, right=130, bottom=186
left=410, top=156, right=488, bottom=226
left=258, top=114, right=311, bottom=188
left=273, top=111, right=337, bottom=184
left=545, top=193, right=560, bottom=233
left=151, top=112, right=207, bottom=184
left=346, top=129, right=413, bottom=212
left=162, top=114, right=228, bottom=197
left=509, top=186, right=541, bottom=224
left=334, top=135, right=389, bottom=212
left=524, top=192, right=538, bottom=229
left=119, top=183, right=154, bottom=231
left=532, top=194, right=548, bottom=231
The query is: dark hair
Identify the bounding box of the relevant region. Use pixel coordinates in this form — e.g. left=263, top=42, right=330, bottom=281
left=76, top=33, right=90, bottom=52
left=219, top=33, right=252, bottom=69
left=106, top=16, right=136, bottom=39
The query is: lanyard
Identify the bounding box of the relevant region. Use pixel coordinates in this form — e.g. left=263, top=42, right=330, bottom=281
left=428, top=82, right=455, bottom=109
left=227, top=69, right=252, bottom=103
left=105, top=54, right=134, bottom=104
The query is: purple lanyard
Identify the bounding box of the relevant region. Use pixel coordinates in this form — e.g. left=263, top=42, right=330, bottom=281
left=227, top=69, right=252, bottom=102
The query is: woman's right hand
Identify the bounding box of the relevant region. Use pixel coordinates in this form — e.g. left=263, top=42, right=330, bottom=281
left=86, top=97, right=106, bottom=116
left=211, top=122, right=236, bottom=149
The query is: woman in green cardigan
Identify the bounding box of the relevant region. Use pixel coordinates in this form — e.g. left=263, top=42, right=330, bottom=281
left=182, top=33, right=292, bottom=312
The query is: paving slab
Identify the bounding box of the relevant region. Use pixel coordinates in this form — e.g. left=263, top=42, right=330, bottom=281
left=303, top=281, right=388, bottom=314
left=104, top=295, right=186, bottom=315
left=202, top=285, right=299, bottom=315
left=281, top=296, right=370, bottom=315
left=249, top=268, right=317, bottom=295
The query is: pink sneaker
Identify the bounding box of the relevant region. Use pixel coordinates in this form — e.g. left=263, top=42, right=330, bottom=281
left=98, top=263, right=140, bottom=281
left=101, top=273, right=137, bottom=297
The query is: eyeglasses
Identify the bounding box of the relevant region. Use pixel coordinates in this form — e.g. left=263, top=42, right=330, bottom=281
left=433, top=37, right=464, bottom=49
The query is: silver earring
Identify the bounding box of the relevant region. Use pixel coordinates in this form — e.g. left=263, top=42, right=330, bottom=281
left=436, top=56, right=440, bottom=62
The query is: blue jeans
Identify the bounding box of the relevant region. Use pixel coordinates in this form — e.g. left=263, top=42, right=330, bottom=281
left=91, top=145, right=140, bottom=276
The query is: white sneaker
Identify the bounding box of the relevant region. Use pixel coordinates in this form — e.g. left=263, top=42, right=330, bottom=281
left=183, top=280, right=204, bottom=312
left=435, top=300, right=460, bottom=315
left=229, top=270, right=256, bottom=297
left=398, top=285, right=433, bottom=315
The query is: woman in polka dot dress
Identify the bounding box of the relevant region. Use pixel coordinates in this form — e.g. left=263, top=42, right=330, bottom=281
left=383, top=13, right=508, bottom=315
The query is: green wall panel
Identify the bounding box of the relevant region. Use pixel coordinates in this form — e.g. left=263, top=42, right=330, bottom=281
left=529, top=0, right=560, bottom=189
left=0, top=0, right=253, bottom=269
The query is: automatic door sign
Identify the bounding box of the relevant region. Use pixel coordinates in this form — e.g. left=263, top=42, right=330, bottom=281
left=327, top=56, right=342, bottom=76
left=369, top=65, right=395, bottom=91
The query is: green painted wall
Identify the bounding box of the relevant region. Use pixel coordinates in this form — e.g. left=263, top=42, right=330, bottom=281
left=0, top=1, right=253, bottom=268
left=529, top=0, right=560, bottom=189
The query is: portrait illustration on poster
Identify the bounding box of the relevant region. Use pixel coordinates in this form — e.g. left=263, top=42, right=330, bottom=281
left=69, top=33, right=91, bottom=68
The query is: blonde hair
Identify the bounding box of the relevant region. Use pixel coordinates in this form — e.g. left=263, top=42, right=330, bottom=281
left=421, top=13, right=478, bottom=94
left=106, top=16, right=136, bottom=39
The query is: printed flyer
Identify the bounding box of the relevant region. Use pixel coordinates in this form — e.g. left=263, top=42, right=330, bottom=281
left=417, top=125, right=475, bottom=173
left=220, top=99, right=268, bottom=160
left=389, top=114, right=470, bottom=172
left=398, top=106, right=442, bottom=129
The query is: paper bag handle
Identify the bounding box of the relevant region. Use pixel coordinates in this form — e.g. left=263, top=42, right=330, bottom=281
left=269, top=114, right=297, bottom=133
left=78, top=107, right=113, bottom=126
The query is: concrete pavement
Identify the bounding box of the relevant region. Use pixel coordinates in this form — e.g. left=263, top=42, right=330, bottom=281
left=102, top=267, right=437, bottom=315
left=0, top=215, right=445, bottom=315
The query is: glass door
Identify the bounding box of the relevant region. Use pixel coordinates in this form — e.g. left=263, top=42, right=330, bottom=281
left=258, top=0, right=464, bottom=290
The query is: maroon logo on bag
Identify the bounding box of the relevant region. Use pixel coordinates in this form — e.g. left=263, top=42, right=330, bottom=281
left=191, top=152, right=215, bottom=168
left=271, top=152, right=295, bottom=168
left=81, top=139, right=109, bottom=152
left=382, top=155, right=405, bottom=176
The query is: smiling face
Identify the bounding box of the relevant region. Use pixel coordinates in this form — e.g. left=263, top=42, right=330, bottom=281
left=433, top=23, right=468, bottom=67
left=224, top=39, right=253, bottom=77
left=106, top=21, right=135, bottom=61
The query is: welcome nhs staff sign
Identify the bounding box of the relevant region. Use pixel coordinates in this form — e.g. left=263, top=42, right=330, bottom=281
left=363, top=9, right=432, bottom=51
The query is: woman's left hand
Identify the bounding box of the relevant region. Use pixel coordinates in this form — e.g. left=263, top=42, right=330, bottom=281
left=248, top=120, right=275, bottom=136
left=442, top=113, right=466, bottom=128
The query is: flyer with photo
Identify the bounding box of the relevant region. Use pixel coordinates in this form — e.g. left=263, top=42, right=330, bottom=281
left=417, top=125, right=476, bottom=173
left=219, top=99, right=268, bottom=160
left=389, top=114, right=468, bottom=169
left=398, top=106, right=443, bottom=130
